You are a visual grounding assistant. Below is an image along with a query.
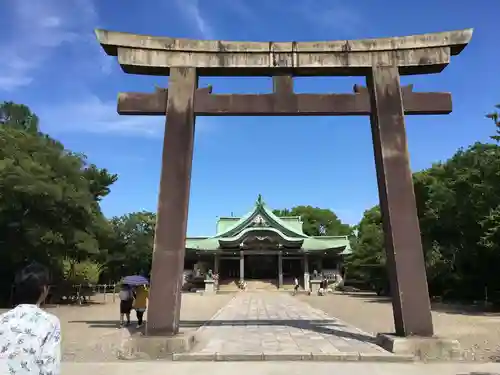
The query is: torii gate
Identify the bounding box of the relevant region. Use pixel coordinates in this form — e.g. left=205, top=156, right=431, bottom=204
left=95, top=28, right=472, bottom=338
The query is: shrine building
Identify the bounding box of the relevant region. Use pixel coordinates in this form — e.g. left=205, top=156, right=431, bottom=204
left=184, top=195, right=351, bottom=289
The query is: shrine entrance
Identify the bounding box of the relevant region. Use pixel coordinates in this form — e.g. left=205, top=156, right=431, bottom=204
left=95, top=28, right=473, bottom=338
left=245, top=254, right=278, bottom=280
left=219, top=258, right=240, bottom=279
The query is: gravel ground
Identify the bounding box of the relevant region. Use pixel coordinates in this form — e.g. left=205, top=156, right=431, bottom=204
left=298, top=292, right=500, bottom=362
left=1, top=292, right=235, bottom=362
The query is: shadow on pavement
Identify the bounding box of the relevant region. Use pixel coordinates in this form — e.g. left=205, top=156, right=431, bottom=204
left=68, top=318, right=376, bottom=344
left=337, top=292, right=500, bottom=317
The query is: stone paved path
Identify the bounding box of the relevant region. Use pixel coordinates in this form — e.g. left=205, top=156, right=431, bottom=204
left=192, top=292, right=390, bottom=355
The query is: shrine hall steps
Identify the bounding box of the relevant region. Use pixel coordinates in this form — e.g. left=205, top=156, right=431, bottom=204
left=217, top=279, right=297, bottom=292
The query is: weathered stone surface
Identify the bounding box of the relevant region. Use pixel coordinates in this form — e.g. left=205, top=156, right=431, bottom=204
left=204, top=280, right=216, bottom=295
left=114, top=47, right=451, bottom=75
left=263, top=352, right=312, bottom=361
left=367, top=65, right=433, bottom=337
left=358, top=352, right=415, bottom=362
left=117, top=83, right=452, bottom=117
left=310, top=280, right=322, bottom=295
left=171, top=351, right=416, bottom=362
left=95, top=29, right=472, bottom=76
left=216, top=353, right=264, bottom=361
left=311, top=352, right=360, bottom=361
left=95, top=29, right=471, bottom=54
left=117, top=331, right=196, bottom=360
left=376, top=333, right=462, bottom=361
left=191, top=292, right=390, bottom=357
left=146, top=67, right=197, bottom=336
left=172, top=352, right=216, bottom=361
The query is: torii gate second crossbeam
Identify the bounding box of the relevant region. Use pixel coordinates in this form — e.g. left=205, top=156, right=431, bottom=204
left=116, top=80, right=452, bottom=116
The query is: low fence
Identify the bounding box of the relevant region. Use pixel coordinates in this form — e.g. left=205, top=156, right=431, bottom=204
left=9, top=283, right=119, bottom=307
left=47, top=283, right=119, bottom=305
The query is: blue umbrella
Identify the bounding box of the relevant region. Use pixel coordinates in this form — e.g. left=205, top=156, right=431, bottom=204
left=122, top=275, right=149, bottom=286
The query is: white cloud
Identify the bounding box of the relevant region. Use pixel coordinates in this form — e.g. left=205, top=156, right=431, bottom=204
left=40, top=96, right=165, bottom=137
left=0, top=0, right=108, bottom=91
left=171, top=0, right=362, bottom=41
left=39, top=95, right=215, bottom=137
left=173, top=0, right=215, bottom=39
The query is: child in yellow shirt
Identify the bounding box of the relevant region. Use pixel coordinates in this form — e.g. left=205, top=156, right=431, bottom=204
left=133, top=285, right=149, bottom=328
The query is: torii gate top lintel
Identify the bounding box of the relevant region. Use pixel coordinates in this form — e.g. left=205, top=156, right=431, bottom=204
left=95, top=28, right=472, bottom=76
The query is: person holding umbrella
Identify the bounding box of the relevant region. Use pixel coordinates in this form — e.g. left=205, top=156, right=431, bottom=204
left=122, top=275, right=149, bottom=328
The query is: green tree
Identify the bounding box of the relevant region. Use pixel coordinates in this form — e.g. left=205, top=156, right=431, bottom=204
left=102, top=212, right=156, bottom=282
left=63, top=258, right=104, bottom=284
left=0, top=102, right=118, bottom=303
left=346, top=206, right=387, bottom=292
left=415, top=143, right=500, bottom=299
left=487, top=104, right=500, bottom=141
left=82, top=163, right=118, bottom=201
left=0, top=101, right=39, bottom=133
left=347, top=134, right=500, bottom=301
left=273, top=206, right=351, bottom=236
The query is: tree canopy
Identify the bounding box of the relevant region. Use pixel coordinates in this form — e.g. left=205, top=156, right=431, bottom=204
left=0, top=101, right=117, bottom=303
left=0, top=102, right=39, bottom=133
left=347, top=105, right=500, bottom=302
left=273, top=206, right=351, bottom=236
left=102, top=211, right=156, bottom=282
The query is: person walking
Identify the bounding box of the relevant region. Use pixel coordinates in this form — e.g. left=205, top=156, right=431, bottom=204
left=133, top=284, right=148, bottom=328
left=0, top=262, right=61, bottom=375
left=293, top=276, right=300, bottom=295
left=118, top=284, right=134, bottom=326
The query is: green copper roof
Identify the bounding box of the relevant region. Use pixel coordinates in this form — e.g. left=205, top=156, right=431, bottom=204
left=186, top=195, right=351, bottom=254
left=216, top=194, right=307, bottom=238
left=219, top=227, right=304, bottom=246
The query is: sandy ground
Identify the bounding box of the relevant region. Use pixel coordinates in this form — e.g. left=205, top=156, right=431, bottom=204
left=7, top=292, right=235, bottom=362
left=298, top=292, right=500, bottom=362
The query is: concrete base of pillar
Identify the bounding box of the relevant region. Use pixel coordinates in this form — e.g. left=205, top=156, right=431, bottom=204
left=303, top=272, right=310, bottom=292
left=375, top=333, right=462, bottom=361
left=310, top=280, right=322, bottom=295
left=204, top=280, right=216, bottom=294
left=118, top=331, right=196, bottom=360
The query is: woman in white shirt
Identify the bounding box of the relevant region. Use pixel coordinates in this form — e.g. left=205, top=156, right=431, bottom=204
left=119, top=284, right=134, bottom=326
left=0, top=262, right=61, bottom=375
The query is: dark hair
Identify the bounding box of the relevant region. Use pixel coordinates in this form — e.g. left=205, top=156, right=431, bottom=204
left=13, top=262, right=50, bottom=305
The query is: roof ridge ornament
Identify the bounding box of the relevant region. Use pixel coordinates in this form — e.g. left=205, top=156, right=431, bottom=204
left=256, top=194, right=264, bottom=206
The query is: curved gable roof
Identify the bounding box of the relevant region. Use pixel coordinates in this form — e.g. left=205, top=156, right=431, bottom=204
left=215, top=194, right=307, bottom=239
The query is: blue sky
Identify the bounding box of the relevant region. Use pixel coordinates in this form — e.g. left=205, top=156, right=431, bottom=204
left=0, top=0, right=498, bottom=236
